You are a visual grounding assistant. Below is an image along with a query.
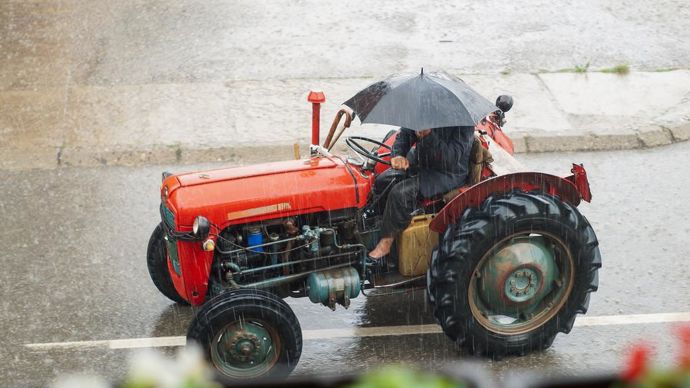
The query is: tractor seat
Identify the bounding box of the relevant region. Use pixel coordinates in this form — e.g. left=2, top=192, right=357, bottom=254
left=419, top=197, right=442, bottom=208
left=419, top=186, right=469, bottom=209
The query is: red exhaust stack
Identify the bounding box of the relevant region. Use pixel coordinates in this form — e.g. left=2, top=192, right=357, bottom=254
left=307, top=91, right=326, bottom=147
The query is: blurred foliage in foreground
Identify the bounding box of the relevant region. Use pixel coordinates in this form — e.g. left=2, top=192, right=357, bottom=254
left=50, top=325, right=690, bottom=387
left=614, top=325, right=690, bottom=388
left=348, top=366, right=466, bottom=388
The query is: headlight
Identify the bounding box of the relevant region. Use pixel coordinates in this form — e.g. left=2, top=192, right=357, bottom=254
left=192, top=216, right=210, bottom=239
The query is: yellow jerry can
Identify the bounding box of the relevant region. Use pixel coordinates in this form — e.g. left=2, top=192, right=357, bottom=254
left=397, top=214, right=439, bottom=276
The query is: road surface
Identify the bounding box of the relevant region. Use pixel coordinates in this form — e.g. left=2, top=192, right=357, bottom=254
left=1, top=141, right=689, bottom=386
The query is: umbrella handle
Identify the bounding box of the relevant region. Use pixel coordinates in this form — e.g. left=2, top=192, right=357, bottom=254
left=323, top=108, right=353, bottom=150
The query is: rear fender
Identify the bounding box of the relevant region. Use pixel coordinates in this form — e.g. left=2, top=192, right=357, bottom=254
left=565, top=163, right=592, bottom=203
left=430, top=172, right=585, bottom=234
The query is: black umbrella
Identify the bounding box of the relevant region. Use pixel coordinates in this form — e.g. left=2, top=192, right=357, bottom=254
left=343, top=69, right=497, bottom=131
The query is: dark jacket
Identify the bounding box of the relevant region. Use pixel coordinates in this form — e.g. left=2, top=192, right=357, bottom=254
left=392, top=126, right=474, bottom=198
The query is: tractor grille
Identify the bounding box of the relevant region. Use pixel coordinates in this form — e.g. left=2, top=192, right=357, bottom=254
left=161, top=204, right=182, bottom=276
left=161, top=204, right=175, bottom=228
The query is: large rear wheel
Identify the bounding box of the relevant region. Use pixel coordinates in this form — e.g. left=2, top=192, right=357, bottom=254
left=187, top=289, right=302, bottom=382
left=427, top=191, right=601, bottom=357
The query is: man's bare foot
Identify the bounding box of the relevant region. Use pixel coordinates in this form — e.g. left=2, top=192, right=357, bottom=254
left=369, top=237, right=394, bottom=260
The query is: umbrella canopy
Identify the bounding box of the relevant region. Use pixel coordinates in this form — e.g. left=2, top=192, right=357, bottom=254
left=343, top=69, right=497, bottom=131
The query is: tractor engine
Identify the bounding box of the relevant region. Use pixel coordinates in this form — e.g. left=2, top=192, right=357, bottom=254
left=212, top=213, right=363, bottom=310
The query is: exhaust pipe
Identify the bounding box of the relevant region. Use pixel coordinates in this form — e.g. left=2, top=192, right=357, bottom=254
left=307, top=91, right=326, bottom=152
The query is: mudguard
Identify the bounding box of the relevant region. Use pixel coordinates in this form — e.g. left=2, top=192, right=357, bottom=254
left=429, top=171, right=587, bottom=234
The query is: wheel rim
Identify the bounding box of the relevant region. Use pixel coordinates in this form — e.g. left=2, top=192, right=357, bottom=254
left=468, top=231, right=575, bottom=335
left=210, top=319, right=281, bottom=379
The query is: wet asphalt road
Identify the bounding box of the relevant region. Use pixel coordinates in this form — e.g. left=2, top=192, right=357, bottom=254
left=1, top=141, right=690, bottom=386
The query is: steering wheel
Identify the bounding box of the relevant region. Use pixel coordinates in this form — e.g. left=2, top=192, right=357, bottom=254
left=345, top=136, right=392, bottom=165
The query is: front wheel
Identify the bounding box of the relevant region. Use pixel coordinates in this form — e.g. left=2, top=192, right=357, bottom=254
left=187, top=289, right=302, bottom=382
left=147, top=224, right=188, bottom=305
left=427, top=191, right=601, bottom=357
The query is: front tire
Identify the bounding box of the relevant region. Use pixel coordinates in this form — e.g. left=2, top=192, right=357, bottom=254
left=187, top=289, right=303, bottom=382
left=147, top=224, right=188, bottom=305
left=427, top=191, right=601, bottom=357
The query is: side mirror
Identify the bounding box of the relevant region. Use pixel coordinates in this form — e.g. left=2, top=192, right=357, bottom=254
left=496, top=95, right=513, bottom=112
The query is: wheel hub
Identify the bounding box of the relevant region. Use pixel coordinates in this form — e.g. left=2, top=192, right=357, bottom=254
left=219, top=323, right=273, bottom=366
left=505, top=268, right=539, bottom=302
left=477, top=236, right=558, bottom=314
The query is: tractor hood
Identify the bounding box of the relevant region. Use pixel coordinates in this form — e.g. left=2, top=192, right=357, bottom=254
left=176, top=158, right=337, bottom=187
left=162, top=157, right=369, bottom=229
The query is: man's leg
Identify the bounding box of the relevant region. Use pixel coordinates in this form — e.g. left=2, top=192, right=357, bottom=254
left=369, top=177, right=420, bottom=259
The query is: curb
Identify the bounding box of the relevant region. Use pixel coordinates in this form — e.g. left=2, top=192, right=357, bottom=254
left=57, top=143, right=306, bottom=168
left=515, top=122, right=689, bottom=153
left=60, top=121, right=690, bottom=168
left=2, top=121, right=689, bottom=171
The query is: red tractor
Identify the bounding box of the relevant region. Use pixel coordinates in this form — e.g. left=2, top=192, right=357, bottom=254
left=147, top=86, right=601, bottom=381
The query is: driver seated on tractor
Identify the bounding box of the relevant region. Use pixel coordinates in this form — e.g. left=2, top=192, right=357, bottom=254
left=368, top=125, right=475, bottom=265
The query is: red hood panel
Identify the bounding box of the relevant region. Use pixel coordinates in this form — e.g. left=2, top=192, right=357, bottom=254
left=167, top=157, right=370, bottom=228
left=176, top=158, right=339, bottom=186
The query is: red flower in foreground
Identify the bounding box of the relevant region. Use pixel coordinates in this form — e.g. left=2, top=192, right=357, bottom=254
left=676, top=325, right=690, bottom=369
left=621, top=343, right=652, bottom=381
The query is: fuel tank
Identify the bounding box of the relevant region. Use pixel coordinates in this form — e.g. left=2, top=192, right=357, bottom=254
left=162, top=156, right=371, bottom=230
